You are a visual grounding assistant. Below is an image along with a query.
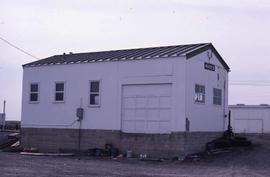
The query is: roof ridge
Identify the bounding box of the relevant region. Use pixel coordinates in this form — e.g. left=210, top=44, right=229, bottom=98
left=54, top=43, right=210, bottom=57
left=23, top=43, right=226, bottom=69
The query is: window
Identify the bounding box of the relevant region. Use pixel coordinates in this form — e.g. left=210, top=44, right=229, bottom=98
left=30, top=83, right=39, bottom=102
left=89, top=81, right=100, bottom=106
left=213, top=88, right=222, bottom=105
left=55, top=82, right=65, bottom=102
left=195, top=84, right=205, bottom=103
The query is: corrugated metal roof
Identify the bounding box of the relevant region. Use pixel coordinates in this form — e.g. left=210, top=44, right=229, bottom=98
left=23, top=43, right=230, bottom=71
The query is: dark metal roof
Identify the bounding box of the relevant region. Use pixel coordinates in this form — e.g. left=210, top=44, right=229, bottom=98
left=23, top=43, right=230, bottom=71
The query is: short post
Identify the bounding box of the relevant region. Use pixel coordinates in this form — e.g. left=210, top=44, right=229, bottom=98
left=2, top=100, right=6, bottom=130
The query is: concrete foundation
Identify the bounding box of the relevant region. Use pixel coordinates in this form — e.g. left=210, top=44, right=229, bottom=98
left=21, top=128, right=222, bottom=158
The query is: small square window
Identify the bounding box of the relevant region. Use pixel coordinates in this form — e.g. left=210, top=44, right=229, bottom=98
left=31, top=84, right=38, bottom=92
left=90, top=81, right=99, bottom=92
left=90, top=94, right=99, bottom=105
left=213, top=88, right=222, bottom=105
left=56, top=83, right=64, bottom=91
left=30, top=93, right=38, bottom=102
left=55, top=92, right=64, bottom=101
left=30, top=83, right=39, bottom=102
left=55, top=82, right=65, bottom=102
left=90, top=81, right=100, bottom=106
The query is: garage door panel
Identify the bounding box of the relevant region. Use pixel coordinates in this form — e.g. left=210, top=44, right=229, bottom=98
left=159, top=109, right=172, bottom=121
left=159, top=122, right=171, bottom=133
left=247, top=120, right=263, bottom=133
left=122, top=84, right=172, bottom=134
left=122, top=121, right=135, bottom=132
left=147, top=121, right=159, bottom=133
left=234, top=119, right=263, bottom=133
left=147, top=109, right=159, bottom=121
left=148, top=97, right=159, bottom=108
left=123, top=110, right=135, bottom=120
left=160, top=97, right=171, bottom=108
left=123, top=84, right=169, bottom=96
left=123, top=98, right=136, bottom=109
left=136, top=97, right=148, bottom=108
left=135, top=109, right=147, bottom=120
left=135, top=121, right=147, bottom=132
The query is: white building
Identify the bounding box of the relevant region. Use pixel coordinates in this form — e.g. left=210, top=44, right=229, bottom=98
left=230, top=104, right=270, bottom=134
left=21, top=43, right=230, bottom=157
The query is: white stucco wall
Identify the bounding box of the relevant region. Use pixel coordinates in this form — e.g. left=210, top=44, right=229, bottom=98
left=186, top=50, right=229, bottom=132
left=21, top=50, right=229, bottom=133
left=21, top=57, right=187, bottom=132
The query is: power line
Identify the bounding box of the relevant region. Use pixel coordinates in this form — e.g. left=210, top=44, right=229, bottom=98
left=230, top=83, right=270, bottom=86
left=231, top=80, right=270, bottom=83
left=0, top=36, right=40, bottom=60
left=230, top=80, right=270, bottom=86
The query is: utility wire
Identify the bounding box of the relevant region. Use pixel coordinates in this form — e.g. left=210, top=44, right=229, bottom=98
left=231, top=80, right=270, bottom=83
left=0, top=36, right=40, bottom=59
left=230, top=80, right=270, bottom=86
left=230, top=83, right=270, bottom=86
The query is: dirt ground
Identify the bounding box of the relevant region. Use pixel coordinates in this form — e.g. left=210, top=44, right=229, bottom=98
left=1, top=135, right=270, bottom=177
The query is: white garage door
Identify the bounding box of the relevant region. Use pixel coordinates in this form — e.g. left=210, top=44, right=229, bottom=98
left=234, top=119, right=263, bottom=133
left=121, top=84, right=172, bottom=134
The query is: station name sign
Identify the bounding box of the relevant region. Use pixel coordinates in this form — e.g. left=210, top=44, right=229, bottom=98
left=204, top=62, right=215, bottom=71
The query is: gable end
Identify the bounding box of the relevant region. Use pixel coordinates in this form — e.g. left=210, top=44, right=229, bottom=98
left=186, top=43, right=230, bottom=72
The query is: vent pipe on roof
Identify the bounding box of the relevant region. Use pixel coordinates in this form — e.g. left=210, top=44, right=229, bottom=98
left=260, top=104, right=269, bottom=106
left=69, top=52, right=73, bottom=55
left=236, top=104, right=245, bottom=106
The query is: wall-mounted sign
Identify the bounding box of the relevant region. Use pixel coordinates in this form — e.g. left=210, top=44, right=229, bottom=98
left=204, top=62, right=215, bottom=71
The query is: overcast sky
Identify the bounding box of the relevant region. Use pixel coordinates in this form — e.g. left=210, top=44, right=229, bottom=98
left=1, top=0, right=270, bottom=120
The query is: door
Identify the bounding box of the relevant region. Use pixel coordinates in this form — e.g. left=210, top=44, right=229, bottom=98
left=234, top=119, right=263, bottom=133
left=121, top=84, right=172, bottom=134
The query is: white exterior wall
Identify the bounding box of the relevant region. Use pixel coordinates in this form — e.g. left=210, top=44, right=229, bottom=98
left=21, top=57, right=187, bottom=132
left=230, top=106, right=270, bottom=133
left=186, top=50, right=229, bottom=132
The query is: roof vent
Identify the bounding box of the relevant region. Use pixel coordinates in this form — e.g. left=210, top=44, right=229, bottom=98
left=69, top=52, right=73, bottom=55
left=63, top=53, right=66, bottom=55
left=236, top=104, right=245, bottom=106
left=260, top=104, right=269, bottom=106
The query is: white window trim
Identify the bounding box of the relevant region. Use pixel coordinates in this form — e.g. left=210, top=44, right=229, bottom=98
left=29, top=82, right=39, bottom=104
left=194, top=83, right=206, bottom=104
left=89, top=80, right=101, bottom=107
left=54, top=81, right=65, bottom=103
left=213, top=88, right=222, bottom=106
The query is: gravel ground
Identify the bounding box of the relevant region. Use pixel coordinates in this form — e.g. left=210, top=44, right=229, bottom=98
left=1, top=135, right=270, bottom=177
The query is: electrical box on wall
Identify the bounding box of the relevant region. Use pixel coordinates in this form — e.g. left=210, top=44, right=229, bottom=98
left=76, top=108, right=84, bottom=120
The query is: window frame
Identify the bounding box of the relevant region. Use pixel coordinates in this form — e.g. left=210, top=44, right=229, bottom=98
left=29, top=82, right=39, bottom=103
left=213, top=88, right=222, bottom=106
left=194, top=84, right=206, bottom=104
left=89, top=80, right=101, bottom=107
left=54, top=81, right=65, bottom=103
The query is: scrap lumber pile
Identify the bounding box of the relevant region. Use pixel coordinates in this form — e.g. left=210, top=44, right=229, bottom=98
left=0, top=132, right=21, bottom=152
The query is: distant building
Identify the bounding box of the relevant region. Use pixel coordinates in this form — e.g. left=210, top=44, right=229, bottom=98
left=21, top=43, right=230, bottom=157
left=230, top=104, right=270, bottom=134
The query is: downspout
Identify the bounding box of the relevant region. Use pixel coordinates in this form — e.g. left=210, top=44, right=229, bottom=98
left=184, top=56, right=189, bottom=154
left=2, top=100, right=6, bottom=130
left=77, top=98, right=84, bottom=155
left=223, top=79, right=226, bottom=131
left=78, top=118, right=82, bottom=154
left=223, top=69, right=228, bottom=131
